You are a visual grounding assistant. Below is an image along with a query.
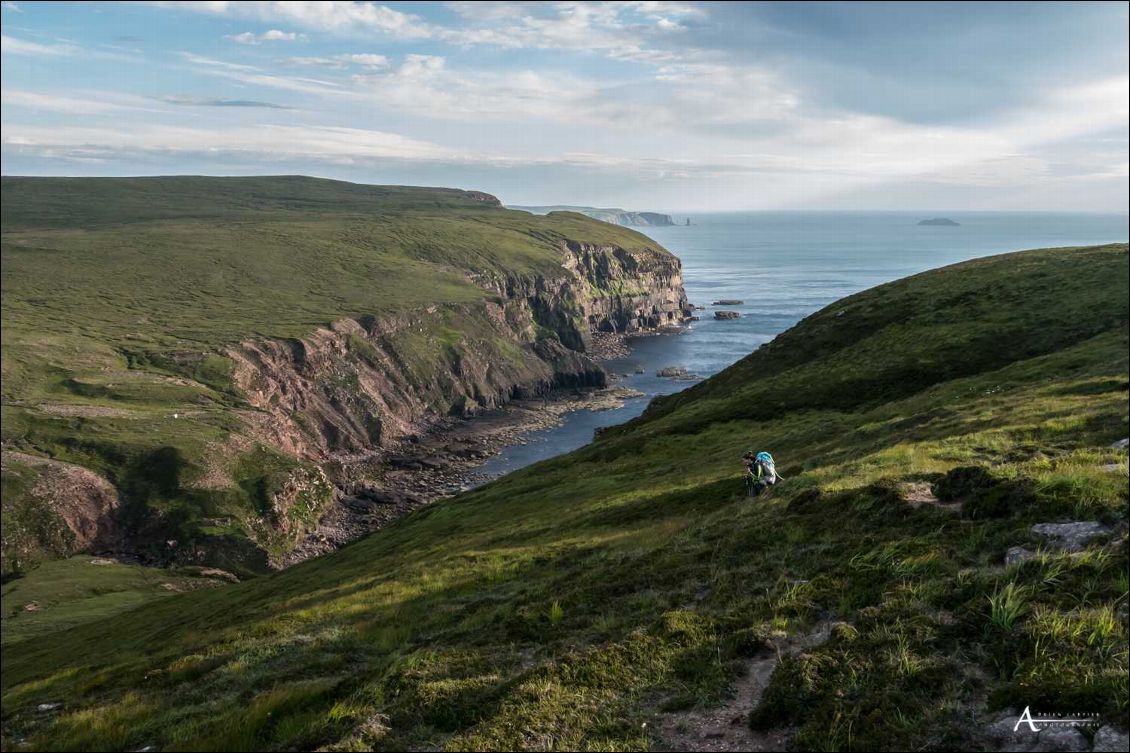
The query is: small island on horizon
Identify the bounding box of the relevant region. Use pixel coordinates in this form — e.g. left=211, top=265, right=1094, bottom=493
left=918, top=217, right=961, bottom=226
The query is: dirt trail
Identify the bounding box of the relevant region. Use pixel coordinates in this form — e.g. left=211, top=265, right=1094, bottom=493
left=653, top=621, right=834, bottom=752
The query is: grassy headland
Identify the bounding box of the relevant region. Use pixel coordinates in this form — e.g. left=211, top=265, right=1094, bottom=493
left=1, top=176, right=683, bottom=575
left=1, top=243, right=1126, bottom=750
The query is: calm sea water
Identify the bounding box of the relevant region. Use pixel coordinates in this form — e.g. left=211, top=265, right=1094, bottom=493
left=473, top=212, right=1129, bottom=479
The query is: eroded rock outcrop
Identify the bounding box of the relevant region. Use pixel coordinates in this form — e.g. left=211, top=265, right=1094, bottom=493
left=1, top=451, right=121, bottom=576
left=227, top=239, right=690, bottom=466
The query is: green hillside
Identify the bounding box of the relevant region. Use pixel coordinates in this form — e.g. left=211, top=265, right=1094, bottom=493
left=1, top=176, right=658, bottom=348
left=1, top=176, right=673, bottom=575
left=1, top=244, right=1126, bottom=751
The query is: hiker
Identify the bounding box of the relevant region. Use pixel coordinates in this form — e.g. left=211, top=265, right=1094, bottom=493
left=743, top=450, right=781, bottom=497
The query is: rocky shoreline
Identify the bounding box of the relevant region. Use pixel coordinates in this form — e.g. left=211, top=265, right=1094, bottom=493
left=278, top=370, right=650, bottom=566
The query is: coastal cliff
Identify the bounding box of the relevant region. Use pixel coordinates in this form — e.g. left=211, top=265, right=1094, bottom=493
left=228, top=240, right=690, bottom=459
left=0, top=177, right=691, bottom=574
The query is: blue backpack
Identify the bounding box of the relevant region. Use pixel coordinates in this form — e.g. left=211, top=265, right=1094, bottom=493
left=754, top=452, right=776, bottom=481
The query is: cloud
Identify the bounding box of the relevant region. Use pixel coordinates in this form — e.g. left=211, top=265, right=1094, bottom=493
left=1, top=33, right=141, bottom=61
left=1, top=1, right=22, bottom=12
left=150, top=1, right=704, bottom=63
left=152, top=1, right=433, bottom=38
left=225, top=29, right=306, bottom=44
left=154, top=95, right=292, bottom=109
left=346, top=55, right=621, bottom=123
left=1, top=88, right=169, bottom=115
left=438, top=1, right=704, bottom=62
left=6, top=2, right=1126, bottom=211
left=2, top=89, right=121, bottom=114
left=1, top=34, right=77, bottom=56
left=1, top=122, right=470, bottom=163
left=0, top=119, right=748, bottom=179
left=179, top=52, right=347, bottom=96
left=283, top=52, right=388, bottom=69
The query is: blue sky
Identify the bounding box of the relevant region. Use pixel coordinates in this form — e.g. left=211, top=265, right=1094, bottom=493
left=1, top=1, right=1127, bottom=211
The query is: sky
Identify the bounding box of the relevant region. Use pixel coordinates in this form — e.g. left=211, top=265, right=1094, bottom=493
left=1, top=1, right=1127, bottom=211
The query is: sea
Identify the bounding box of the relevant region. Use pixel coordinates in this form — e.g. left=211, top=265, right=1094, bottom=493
left=473, top=211, right=1129, bottom=479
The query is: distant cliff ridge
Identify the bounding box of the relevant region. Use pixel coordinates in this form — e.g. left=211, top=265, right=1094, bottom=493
left=511, top=205, right=676, bottom=227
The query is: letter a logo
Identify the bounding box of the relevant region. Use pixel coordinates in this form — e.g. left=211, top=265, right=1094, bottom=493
left=1014, top=706, right=1040, bottom=733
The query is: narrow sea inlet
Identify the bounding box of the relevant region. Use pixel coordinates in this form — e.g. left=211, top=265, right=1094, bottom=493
left=475, top=210, right=1130, bottom=478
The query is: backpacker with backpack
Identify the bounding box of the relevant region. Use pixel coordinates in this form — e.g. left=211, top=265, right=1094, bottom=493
left=743, top=450, right=781, bottom=497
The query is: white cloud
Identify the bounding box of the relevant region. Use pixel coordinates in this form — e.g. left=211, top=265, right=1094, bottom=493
left=1, top=2, right=23, bottom=12
left=153, top=1, right=433, bottom=38
left=346, top=55, right=617, bottom=123
left=343, top=53, right=388, bottom=68
left=0, top=119, right=744, bottom=178
left=180, top=52, right=347, bottom=96
left=284, top=52, right=388, bottom=69
left=2, top=89, right=124, bottom=114
left=1, top=122, right=461, bottom=162
left=226, top=29, right=306, bottom=44
left=1, top=33, right=141, bottom=61
left=151, top=1, right=702, bottom=63
left=1, top=88, right=177, bottom=115
left=1, top=34, right=76, bottom=56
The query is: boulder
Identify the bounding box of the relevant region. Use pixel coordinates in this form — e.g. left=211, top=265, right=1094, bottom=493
left=358, top=488, right=405, bottom=506
left=986, top=711, right=1038, bottom=751
left=1112, top=437, right=1129, bottom=449
left=1030, top=521, right=1110, bottom=552
left=1092, top=726, right=1130, bottom=752
left=1033, top=726, right=1088, bottom=752
left=714, top=311, right=741, bottom=320
left=1005, top=546, right=1037, bottom=566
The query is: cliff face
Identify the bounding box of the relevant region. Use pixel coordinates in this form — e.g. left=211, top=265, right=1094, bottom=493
left=227, top=240, right=691, bottom=466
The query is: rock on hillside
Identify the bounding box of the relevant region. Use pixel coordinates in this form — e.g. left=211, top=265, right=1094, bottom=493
left=1, top=452, right=121, bottom=577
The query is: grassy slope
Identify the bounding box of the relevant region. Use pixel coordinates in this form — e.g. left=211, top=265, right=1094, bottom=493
left=1, top=176, right=667, bottom=574
left=1, top=557, right=226, bottom=646
left=1, top=244, right=1127, bottom=751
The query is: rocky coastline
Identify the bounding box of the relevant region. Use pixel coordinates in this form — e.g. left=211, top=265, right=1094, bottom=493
left=279, top=380, right=648, bottom=566
left=247, top=241, right=694, bottom=567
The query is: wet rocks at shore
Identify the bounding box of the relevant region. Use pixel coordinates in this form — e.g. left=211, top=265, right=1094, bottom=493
left=712, top=299, right=744, bottom=305
left=714, top=310, right=741, bottom=320
left=656, top=366, right=703, bottom=380
left=281, top=384, right=647, bottom=565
